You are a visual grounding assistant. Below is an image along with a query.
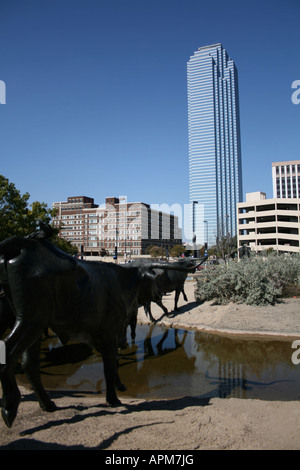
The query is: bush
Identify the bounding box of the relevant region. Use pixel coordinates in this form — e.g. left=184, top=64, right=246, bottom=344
left=146, top=245, right=164, bottom=258
left=169, top=244, right=186, bottom=258
left=195, top=253, right=300, bottom=306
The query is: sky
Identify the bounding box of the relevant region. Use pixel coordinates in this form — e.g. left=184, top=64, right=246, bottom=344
left=0, top=0, right=299, bottom=230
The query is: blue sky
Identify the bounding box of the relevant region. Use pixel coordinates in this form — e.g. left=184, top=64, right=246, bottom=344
left=0, top=0, right=299, bottom=218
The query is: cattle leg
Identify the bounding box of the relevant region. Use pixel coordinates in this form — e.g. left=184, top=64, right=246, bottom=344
left=115, top=354, right=127, bottom=393
left=21, top=338, right=57, bottom=413
left=129, top=314, right=137, bottom=341
left=174, top=289, right=181, bottom=311
left=0, top=321, right=43, bottom=427
left=145, top=301, right=168, bottom=322
left=100, top=343, right=123, bottom=406
left=156, top=299, right=168, bottom=316
left=144, top=303, right=156, bottom=322
left=182, top=287, right=188, bottom=302
left=174, top=287, right=188, bottom=311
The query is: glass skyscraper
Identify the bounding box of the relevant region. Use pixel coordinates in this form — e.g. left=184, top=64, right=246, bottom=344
left=187, top=43, right=243, bottom=246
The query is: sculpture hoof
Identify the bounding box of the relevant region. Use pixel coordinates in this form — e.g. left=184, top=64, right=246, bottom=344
left=42, top=401, right=57, bottom=413
left=1, top=407, right=17, bottom=428
left=107, top=398, right=122, bottom=407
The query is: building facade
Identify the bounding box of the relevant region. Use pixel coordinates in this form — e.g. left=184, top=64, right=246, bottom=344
left=237, top=192, right=300, bottom=254
left=187, top=43, right=243, bottom=246
left=272, top=160, right=300, bottom=198
left=52, top=196, right=182, bottom=257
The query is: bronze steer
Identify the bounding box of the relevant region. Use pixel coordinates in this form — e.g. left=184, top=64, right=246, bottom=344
left=129, top=257, right=206, bottom=322
left=0, top=223, right=199, bottom=427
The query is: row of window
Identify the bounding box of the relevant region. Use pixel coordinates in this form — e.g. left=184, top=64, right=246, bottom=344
left=57, top=211, right=142, bottom=218
left=66, top=234, right=145, bottom=242
left=275, top=164, right=300, bottom=174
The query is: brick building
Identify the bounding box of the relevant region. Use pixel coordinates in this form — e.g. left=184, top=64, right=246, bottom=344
left=52, top=196, right=182, bottom=257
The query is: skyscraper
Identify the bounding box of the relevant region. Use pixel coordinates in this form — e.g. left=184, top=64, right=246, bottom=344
left=187, top=43, right=243, bottom=246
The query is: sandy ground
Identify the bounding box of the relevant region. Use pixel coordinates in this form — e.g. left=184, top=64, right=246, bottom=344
left=1, top=278, right=300, bottom=451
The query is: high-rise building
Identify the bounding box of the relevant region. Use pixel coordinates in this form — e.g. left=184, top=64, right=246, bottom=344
left=52, top=195, right=182, bottom=257
left=187, top=43, right=243, bottom=246
left=272, top=160, right=300, bottom=198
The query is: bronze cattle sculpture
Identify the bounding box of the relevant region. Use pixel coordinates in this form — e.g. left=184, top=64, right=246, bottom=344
left=0, top=222, right=200, bottom=427
left=128, top=257, right=207, bottom=321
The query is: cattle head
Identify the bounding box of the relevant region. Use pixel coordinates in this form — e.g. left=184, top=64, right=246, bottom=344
left=124, top=262, right=164, bottom=307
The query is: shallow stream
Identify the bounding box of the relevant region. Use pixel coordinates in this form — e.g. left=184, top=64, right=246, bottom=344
left=18, top=323, right=300, bottom=402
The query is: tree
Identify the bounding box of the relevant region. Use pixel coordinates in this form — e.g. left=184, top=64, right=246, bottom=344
left=28, top=201, right=56, bottom=226
left=146, top=245, right=164, bottom=258
left=169, top=244, right=185, bottom=258
left=50, top=233, right=78, bottom=256
left=0, top=175, right=30, bottom=240
left=0, top=175, right=77, bottom=255
left=209, top=235, right=237, bottom=260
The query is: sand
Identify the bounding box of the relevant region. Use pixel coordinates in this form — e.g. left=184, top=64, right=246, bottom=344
left=1, top=279, right=300, bottom=450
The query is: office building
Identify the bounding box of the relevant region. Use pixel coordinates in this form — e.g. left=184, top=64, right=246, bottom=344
left=187, top=43, right=243, bottom=246
left=237, top=192, right=300, bottom=254
left=272, top=160, right=300, bottom=198
left=52, top=196, right=182, bottom=257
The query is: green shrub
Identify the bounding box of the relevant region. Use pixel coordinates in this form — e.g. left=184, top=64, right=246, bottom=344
left=195, top=253, right=300, bottom=306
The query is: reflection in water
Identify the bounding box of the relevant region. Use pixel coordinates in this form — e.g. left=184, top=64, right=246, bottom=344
left=214, top=363, right=247, bottom=399
left=17, top=324, right=300, bottom=402
left=144, top=324, right=188, bottom=357
left=119, top=325, right=196, bottom=399
left=192, top=331, right=300, bottom=401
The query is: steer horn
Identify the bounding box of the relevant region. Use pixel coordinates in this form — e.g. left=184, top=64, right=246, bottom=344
left=148, top=256, right=207, bottom=272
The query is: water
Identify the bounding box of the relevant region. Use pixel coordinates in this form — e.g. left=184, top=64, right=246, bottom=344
left=19, top=324, right=300, bottom=402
